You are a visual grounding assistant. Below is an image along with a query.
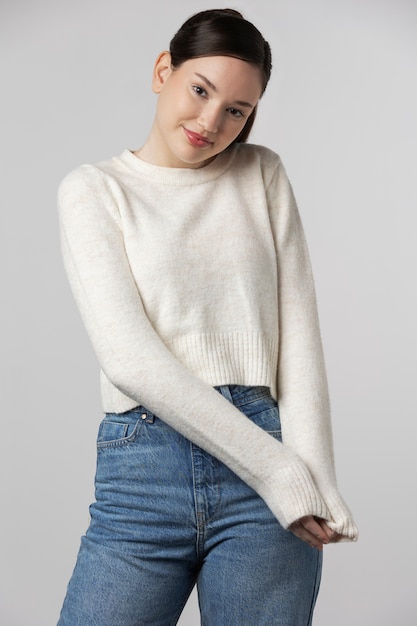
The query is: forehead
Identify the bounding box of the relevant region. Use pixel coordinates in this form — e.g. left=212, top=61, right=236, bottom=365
left=178, top=55, right=263, bottom=99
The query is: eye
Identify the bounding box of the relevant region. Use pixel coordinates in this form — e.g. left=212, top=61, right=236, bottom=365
left=227, top=107, right=245, bottom=119
left=192, top=84, right=208, bottom=98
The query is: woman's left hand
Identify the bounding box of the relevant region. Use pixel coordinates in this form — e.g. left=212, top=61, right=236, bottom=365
left=289, top=515, right=340, bottom=550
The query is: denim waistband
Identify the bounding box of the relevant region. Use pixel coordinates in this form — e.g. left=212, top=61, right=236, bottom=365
left=122, top=386, right=273, bottom=419
left=214, top=385, right=272, bottom=408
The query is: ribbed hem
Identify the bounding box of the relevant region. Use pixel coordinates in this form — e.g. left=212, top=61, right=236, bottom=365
left=167, top=331, right=278, bottom=387
left=101, top=331, right=278, bottom=413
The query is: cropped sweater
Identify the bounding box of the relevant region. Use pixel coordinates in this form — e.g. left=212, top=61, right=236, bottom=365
left=58, top=142, right=358, bottom=540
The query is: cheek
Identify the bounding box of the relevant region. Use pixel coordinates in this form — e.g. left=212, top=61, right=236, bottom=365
left=178, top=91, right=202, bottom=117
left=222, top=118, right=247, bottom=141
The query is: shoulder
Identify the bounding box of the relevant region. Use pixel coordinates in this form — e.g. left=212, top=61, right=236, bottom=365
left=58, top=155, right=118, bottom=196
left=234, top=143, right=282, bottom=167
left=58, top=165, right=97, bottom=201
left=232, top=145, right=298, bottom=218
left=232, top=143, right=284, bottom=181
left=57, top=153, right=128, bottom=216
left=57, top=155, right=126, bottom=228
left=228, top=144, right=289, bottom=194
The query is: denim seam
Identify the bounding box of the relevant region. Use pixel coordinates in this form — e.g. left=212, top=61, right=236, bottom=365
left=306, top=550, right=323, bottom=626
left=97, top=418, right=144, bottom=449
left=190, top=441, right=206, bottom=560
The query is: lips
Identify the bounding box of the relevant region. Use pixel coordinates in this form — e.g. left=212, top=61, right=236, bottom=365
left=183, top=127, right=213, bottom=148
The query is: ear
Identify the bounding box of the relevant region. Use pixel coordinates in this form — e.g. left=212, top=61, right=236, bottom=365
left=152, top=51, right=173, bottom=94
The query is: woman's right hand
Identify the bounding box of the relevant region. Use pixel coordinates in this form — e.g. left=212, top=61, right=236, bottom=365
left=289, top=515, right=340, bottom=550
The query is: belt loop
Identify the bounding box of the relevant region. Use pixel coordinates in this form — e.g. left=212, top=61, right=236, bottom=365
left=216, top=385, right=233, bottom=402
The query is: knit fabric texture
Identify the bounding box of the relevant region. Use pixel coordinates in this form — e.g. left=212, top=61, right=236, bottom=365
left=58, top=143, right=358, bottom=540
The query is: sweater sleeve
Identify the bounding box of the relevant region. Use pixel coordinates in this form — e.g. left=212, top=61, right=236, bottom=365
left=58, top=163, right=358, bottom=539
left=267, top=157, right=358, bottom=540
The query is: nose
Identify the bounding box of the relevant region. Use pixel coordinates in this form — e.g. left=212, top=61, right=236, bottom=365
left=197, top=104, right=222, bottom=134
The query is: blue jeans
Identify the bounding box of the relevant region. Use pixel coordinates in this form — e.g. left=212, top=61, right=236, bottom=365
left=57, top=385, right=322, bottom=625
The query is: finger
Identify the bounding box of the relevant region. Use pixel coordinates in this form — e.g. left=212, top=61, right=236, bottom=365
left=298, top=516, right=330, bottom=544
left=290, top=523, right=324, bottom=550
left=316, top=518, right=341, bottom=542
left=289, top=516, right=329, bottom=550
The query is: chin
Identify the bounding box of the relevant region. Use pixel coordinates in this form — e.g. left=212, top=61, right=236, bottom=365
left=175, top=150, right=215, bottom=169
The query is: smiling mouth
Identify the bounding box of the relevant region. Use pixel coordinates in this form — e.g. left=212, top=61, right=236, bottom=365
left=183, top=127, right=213, bottom=148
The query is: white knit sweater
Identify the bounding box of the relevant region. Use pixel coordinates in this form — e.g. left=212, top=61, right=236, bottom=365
left=58, top=142, right=358, bottom=540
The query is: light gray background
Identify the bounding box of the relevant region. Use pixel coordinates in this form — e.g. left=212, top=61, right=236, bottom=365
left=1, top=0, right=416, bottom=624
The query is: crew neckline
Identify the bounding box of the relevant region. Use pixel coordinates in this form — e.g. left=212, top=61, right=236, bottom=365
left=117, top=144, right=238, bottom=186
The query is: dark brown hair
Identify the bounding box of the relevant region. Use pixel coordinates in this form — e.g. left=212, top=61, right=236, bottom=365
left=169, top=9, right=272, bottom=143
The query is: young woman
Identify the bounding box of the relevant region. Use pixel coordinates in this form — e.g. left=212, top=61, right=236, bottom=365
left=57, top=8, right=358, bottom=625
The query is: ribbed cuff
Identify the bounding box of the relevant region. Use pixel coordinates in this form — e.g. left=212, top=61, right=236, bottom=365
left=320, top=488, right=359, bottom=541
left=260, top=462, right=359, bottom=542
left=259, top=459, right=330, bottom=529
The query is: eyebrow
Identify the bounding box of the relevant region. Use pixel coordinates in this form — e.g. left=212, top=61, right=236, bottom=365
left=194, top=73, right=255, bottom=109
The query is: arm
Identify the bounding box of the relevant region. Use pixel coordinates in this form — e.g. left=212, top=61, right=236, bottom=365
left=268, top=158, right=358, bottom=540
